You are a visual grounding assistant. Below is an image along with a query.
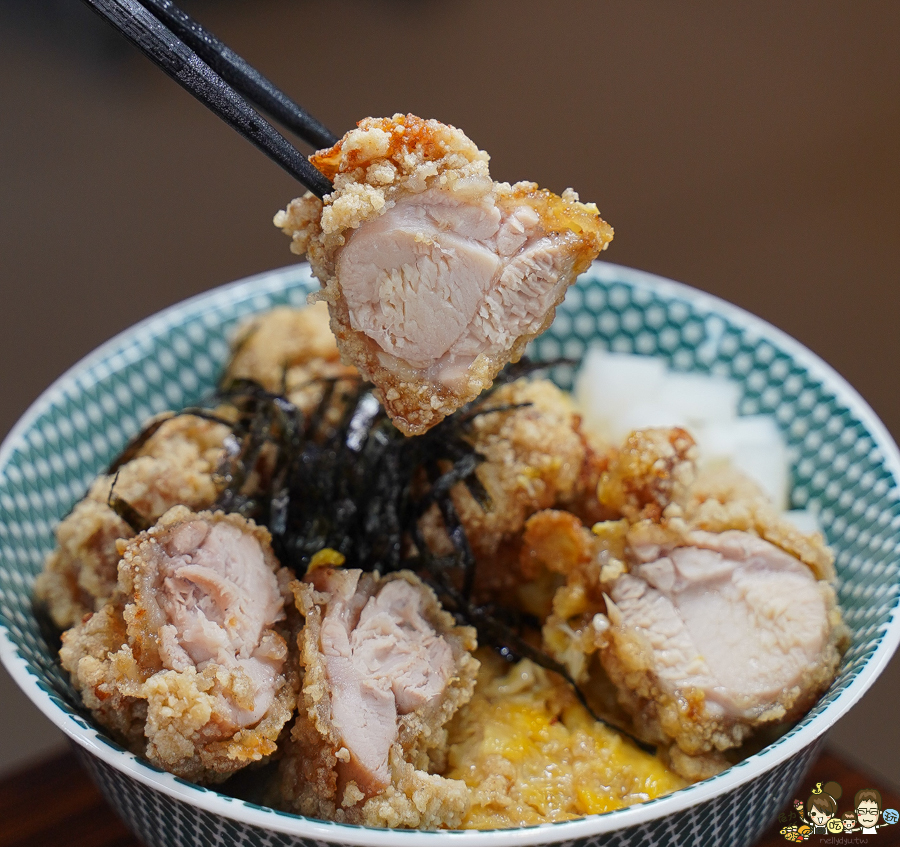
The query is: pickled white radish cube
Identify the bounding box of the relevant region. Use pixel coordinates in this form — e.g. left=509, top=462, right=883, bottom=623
left=574, top=346, right=666, bottom=434
left=783, top=510, right=822, bottom=535
left=655, top=373, right=741, bottom=428
left=698, top=417, right=789, bottom=509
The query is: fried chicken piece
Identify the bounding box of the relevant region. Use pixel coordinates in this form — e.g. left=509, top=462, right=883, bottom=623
left=275, top=114, right=613, bottom=435
left=418, top=379, right=595, bottom=578
left=599, top=523, right=846, bottom=766
left=59, top=507, right=296, bottom=783
left=274, top=567, right=478, bottom=828
left=515, top=426, right=846, bottom=780
left=225, top=302, right=358, bottom=414
left=227, top=302, right=340, bottom=389
left=35, top=414, right=230, bottom=629
left=520, top=510, right=845, bottom=779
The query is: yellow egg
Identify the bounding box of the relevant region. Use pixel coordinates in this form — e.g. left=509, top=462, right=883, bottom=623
left=445, top=651, right=686, bottom=828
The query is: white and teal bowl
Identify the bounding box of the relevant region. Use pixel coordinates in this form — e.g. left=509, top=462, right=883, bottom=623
left=1, top=262, right=898, bottom=847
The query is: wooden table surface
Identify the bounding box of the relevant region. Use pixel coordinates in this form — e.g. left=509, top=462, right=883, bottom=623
left=0, top=750, right=897, bottom=847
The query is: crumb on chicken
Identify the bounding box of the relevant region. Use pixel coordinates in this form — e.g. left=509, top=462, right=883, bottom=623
left=35, top=414, right=230, bottom=629
left=59, top=507, right=297, bottom=783
left=275, top=114, right=613, bottom=435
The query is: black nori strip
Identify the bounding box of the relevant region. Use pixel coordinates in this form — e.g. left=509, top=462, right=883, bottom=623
left=106, top=471, right=152, bottom=532
left=207, top=358, right=646, bottom=745
left=106, top=413, right=174, bottom=473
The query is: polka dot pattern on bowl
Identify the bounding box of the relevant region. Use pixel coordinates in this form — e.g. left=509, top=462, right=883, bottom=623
left=1, top=261, right=898, bottom=847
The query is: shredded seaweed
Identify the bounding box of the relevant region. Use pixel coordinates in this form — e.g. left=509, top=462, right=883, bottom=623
left=106, top=409, right=234, bottom=474
left=107, top=471, right=152, bottom=533
left=198, top=357, right=656, bottom=747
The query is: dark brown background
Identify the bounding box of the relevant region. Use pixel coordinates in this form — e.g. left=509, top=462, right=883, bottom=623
left=0, top=0, right=897, bottom=790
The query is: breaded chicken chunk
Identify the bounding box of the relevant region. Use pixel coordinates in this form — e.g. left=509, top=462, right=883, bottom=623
left=273, top=567, right=478, bottom=828
left=275, top=114, right=613, bottom=435
left=225, top=302, right=360, bottom=435
left=518, top=427, right=846, bottom=780
left=35, top=414, right=230, bottom=629
left=419, top=379, right=600, bottom=571
left=225, top=302, right=358, bottom=408
left=59, top=507, right=297, bottom=783
left=600, top=523, right=845, bottom=773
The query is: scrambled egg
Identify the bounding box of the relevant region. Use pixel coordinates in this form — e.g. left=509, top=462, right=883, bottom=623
left=445, top=651, right=685, bottom=828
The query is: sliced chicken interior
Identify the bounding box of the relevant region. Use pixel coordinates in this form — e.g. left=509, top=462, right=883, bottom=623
left=142, top=509, right=288, bottom=726
left=278, top=566, right=478, bottom=827
left=309, top=568, right=455, bottom=792
left=598, top=523, right=845, bottom=767
left=612, top=529, right=834, bottom=715
left=60, top=506, right=296, bottom=782
left=275, top=114, right=613, bottom=434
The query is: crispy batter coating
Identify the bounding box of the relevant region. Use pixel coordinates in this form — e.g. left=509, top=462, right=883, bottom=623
left=516, top=424, right=845, bottom=782
left=273, top=569, right=478, bottom=828
left=597, top=427, right=697, bottom=522
left=275, top=114, right=613, bottom=435
left=226, top=302, right=358, bottom=403
left=35, top=414, right=229, bottom=629
left=419, top=380, right=591, bottom=572
left=59, top=507, right=297, bottom=783
left=225, top=302, right=360, bottom=435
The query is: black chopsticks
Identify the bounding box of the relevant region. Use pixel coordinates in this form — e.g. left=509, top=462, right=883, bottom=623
left=79, top=0, right=337, bottom=198
left=140, top=0, right=339, bottom=151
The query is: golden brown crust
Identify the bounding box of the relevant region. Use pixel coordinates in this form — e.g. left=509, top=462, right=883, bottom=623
left=35, top=415, right=230, bottom=629
left=597, top=427, right=698, bottom=522
left=225, top=301, right=360, bottom=435
left=225, top=302, right=355, bottom=395
left=274, top=114, right=613, bottom=435
left=274, top=569, right=478, bottom=827
left=59, top=507, right=297, bottom=783
left=419, top=380, right=588, bottom=574
left=593, top=427, right=834, bottom=578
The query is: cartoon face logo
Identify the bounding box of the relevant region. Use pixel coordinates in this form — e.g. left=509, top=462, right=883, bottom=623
left=809, top=807, right=830, bottom=826
left=857, top=799, right=880, bottom=829
left=806, top=783, right=841, bottom=830
left=842, top=812, right=859, bottom=832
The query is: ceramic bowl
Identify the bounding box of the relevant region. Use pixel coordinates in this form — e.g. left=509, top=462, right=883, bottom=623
left=1, top=261, right=898, bottom=847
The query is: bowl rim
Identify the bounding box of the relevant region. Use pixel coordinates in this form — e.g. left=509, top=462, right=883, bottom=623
left=1, top=260, right=898, bottom=846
